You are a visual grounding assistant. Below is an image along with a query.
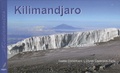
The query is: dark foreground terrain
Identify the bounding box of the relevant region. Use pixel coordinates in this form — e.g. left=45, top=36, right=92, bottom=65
left=8, top=37, right=120, bottom=73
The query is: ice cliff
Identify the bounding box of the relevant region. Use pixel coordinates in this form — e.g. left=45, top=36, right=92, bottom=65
left=8, top=28, right=120, bottom=54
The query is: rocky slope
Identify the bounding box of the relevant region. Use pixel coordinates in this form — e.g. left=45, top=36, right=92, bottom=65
left=8, top=28, right=119, bottom=55
left=8, top=35, right=120, bottom=73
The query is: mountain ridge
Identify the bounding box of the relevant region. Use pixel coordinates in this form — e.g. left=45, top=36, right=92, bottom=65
left=52, top=24, right=80, bottom=30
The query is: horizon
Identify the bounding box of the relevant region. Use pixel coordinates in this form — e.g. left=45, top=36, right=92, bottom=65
left=7, top=0, right=120, bottom=44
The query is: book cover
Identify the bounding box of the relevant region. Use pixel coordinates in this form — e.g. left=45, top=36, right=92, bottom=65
left=1, top=0, right=120, bottom=73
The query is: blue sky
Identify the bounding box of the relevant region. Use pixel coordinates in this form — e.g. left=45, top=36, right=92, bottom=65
left=8, top=0, right=120, bottom=29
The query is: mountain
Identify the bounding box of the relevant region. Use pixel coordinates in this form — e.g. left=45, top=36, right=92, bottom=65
left=8, top=28, right=120, bottom=56
left=52, top=24, right=80, bottom=30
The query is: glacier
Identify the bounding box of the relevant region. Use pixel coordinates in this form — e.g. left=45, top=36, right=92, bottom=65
left=8, top=28, right=120, bottom=55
